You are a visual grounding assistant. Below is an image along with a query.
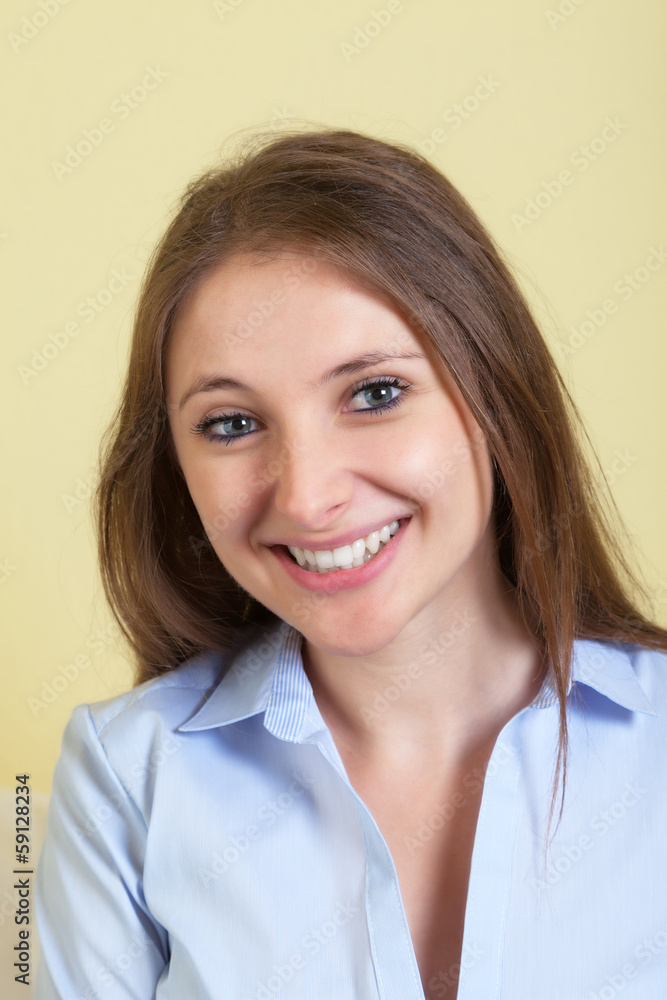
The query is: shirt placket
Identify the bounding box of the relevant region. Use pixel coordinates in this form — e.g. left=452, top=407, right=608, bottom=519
left=305, top=706, right=528, bottom=1000
left=266, top=628, right=530, bottom=999
left=454, top=713, right=526, bottom=999
left=301, top=721, right=428, bottom=1000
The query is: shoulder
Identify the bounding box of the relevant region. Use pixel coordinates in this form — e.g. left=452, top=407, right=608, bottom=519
left=572, top=637, right=667, bottom=719
left=57, top=649, right=228, bottom=813
left=87, top=648, right=226, bottom=738
left=620, top=639, right=667, bottom=705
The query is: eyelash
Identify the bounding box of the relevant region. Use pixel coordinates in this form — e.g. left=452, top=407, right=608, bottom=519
left=191, top=376, right=413, bottom=446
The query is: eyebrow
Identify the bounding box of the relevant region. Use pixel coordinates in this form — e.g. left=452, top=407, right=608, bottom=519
left=177, top=350, right=427, bottom=411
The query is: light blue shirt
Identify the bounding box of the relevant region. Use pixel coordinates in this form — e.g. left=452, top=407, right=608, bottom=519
left=34, top=619, right=667, bottom=998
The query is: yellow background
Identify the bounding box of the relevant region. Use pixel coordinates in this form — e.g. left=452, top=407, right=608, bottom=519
left=2, top=0, right=666, bottom=796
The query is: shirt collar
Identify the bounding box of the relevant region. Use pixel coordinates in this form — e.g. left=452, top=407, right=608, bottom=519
left=177, top=621, right=657, bottom=737
left=177, top=620, right=315, bottom=740
left=566, top=638, right=657, bottom=714
left=524, top=637, right=656, bottom=715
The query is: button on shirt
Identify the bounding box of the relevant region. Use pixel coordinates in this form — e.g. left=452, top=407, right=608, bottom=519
left=34, top=619, right=667, bottom=999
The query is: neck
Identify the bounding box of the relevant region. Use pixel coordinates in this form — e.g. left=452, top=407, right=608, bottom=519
left=301, top=566, right=546, bottom=771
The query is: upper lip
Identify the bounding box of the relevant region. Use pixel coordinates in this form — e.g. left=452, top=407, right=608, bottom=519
left=268, top=516, right=410, bottom=552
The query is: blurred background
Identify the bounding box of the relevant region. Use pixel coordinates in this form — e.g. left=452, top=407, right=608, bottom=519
left=2, top=0, right=666, bottom=796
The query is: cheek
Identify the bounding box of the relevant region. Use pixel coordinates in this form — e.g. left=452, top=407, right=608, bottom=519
left=444, top=438, right=495, bottom=533
left=178, top=460, right=239, bottom=541
left=180, top=454, right=271, bottom=558
left=398, top=404, right=486, bottom=507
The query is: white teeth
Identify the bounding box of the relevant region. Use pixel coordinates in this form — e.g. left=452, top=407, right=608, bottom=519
left=366, top=530, right=380, bottom=555
left=351, top=538, right=366, bottom=559
left=330, top=544, right=353, bottom=570
left=314, top=549, right=334, bottom=570
left=287, top=520, right=401, bottom=573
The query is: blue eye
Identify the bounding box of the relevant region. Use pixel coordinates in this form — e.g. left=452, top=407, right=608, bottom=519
left=192, top=413, right=259, bottom=446
left=348, top=376, right=407, bottom=413
left=191, top=376, right=412, bottom=446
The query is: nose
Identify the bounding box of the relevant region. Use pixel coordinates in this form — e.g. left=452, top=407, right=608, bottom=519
left=271, top=431, right=352, bottom=528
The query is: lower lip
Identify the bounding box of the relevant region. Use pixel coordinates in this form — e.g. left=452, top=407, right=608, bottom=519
left=269, top=518, right=411, bottom=593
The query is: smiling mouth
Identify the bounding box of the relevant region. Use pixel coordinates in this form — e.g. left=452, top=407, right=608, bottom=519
left=283, top=519, right=404, bottom=573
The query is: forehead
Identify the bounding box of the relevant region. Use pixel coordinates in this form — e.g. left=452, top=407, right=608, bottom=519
left=166, top=251, right=428, bottom=386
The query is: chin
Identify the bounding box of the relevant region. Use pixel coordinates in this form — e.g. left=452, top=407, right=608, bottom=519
left=299, top=613, right=407, bottom=659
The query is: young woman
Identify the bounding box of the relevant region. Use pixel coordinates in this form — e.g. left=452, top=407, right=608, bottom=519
left=35, top=128, right=667, bottom=999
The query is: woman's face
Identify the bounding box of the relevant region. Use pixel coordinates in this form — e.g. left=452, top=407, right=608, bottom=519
left=165, top=251, right=496, bottom=657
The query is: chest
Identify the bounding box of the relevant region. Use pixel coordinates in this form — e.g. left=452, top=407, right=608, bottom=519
left=341, top=756, right=488, bottom=999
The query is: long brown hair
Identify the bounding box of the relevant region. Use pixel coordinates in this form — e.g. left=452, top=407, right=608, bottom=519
left=94, top=125, right=667, bottom=834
